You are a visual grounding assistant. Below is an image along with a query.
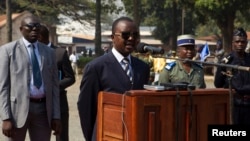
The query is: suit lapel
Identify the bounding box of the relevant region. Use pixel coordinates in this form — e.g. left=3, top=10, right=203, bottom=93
left=109, top=52, right=127, bottom=74
left=130, top=56, right=140, bottom=83
left=107, top=52, right=131, bottom=83
left=18, top=39, right=30, bottom=63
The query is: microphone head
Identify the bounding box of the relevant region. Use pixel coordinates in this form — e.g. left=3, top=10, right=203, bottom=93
left=154, top=47, right=165, bottom=54
left=136, top=43, right=148, bottom=53
left=221, top=54, right=233, bottom=64
left=136, top=42, right=165, bottom=54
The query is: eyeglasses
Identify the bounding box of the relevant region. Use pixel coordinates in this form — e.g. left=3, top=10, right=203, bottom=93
left=23, top=23, right=41, bottom=30
left=114, top=32, right=139, bottom=40
left=234, top=40, right=247, bottom=44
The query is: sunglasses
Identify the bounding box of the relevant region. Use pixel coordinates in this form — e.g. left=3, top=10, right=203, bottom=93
left=114, top=32, right=139, bottom=40
left=234, top=40, right=247, bottom=44
left=23, top=23, right=41, bottom=30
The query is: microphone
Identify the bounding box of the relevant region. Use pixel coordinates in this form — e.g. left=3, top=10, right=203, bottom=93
left=137, top=43, right=165, bottom=54
left=221, top=54, right=233, bottom=64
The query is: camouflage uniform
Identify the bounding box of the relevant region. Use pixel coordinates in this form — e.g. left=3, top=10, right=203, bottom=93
left=158, top=60, right=206, bottom=88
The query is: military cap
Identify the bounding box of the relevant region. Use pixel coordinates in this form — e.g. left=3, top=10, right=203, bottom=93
left=177, top=34, right=195, bottom=46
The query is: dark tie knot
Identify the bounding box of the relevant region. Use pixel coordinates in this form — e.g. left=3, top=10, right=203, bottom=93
left=29, top=44, right=36, bottom=49
left=122, top=58, right=129, bottom=64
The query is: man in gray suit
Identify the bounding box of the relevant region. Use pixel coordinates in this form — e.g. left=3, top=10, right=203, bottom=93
left=0, top=15, right=61, bottom=141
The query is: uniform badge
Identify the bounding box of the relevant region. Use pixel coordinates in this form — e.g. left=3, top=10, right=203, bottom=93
left=165, top=62, right=176, bottom=70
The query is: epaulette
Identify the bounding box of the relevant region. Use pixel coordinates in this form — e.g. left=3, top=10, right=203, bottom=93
left=165, top=61, right=176, bottom=70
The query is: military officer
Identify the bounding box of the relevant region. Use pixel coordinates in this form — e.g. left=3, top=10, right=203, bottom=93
left=158, top=34, right=206, bottom=88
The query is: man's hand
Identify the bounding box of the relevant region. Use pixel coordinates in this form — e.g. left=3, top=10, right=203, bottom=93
left=51, top=119, right=61, bottom=136
left=2, top=119, right=14, bottom=137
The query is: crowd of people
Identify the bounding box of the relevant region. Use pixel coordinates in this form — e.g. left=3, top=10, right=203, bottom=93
left=0, top=14, right=249, bottom=141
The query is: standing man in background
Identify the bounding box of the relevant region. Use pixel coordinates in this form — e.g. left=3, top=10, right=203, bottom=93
left=77, top=16, right=150, bottom=141
left=193, top=44, right=203, bottom=61
left=102, top=45, right=110, bottom=54
left=69, top=51, right=79, bottom=78
left=214, top=27, right=250, bottom=124
left=38, top=24, right=76, bottom=141
left=213, top=40, right=225, bottom=75
left=214, top=28, right=248, bottom=88
left=0, top=15, right=60, bottom=141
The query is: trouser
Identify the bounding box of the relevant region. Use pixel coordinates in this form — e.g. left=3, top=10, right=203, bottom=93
left=71, top=63, right=78, bottom=76
left=5, top=102, right=51, bottom=141
left=233, top=97, right=250, bottom=124
left=56, top=111, right=69, bottom=141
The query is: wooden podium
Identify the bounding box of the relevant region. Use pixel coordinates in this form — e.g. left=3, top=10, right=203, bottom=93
left=97, top=88, right=230, bottom=141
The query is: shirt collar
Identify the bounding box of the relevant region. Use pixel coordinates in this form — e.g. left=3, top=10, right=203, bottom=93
left=47, top=42, right=52, bottom=47
left=22, top=37, right=38, bottom=48
left=177, top=60, right=197, bottom=72
left=112, top=47, right=131, bottom=63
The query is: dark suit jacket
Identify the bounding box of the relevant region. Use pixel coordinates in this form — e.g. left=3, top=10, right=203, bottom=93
left=77, top=51, right=150, bottom=141
left=50, top=44, right=75, bottom=112
left=214, top=52, right=250, bottom=88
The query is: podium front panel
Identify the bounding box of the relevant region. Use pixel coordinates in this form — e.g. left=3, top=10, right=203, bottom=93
left=97, top=89, right=230, bottom=141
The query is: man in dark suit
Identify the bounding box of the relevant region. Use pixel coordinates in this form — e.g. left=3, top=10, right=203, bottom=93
left=77, top=17, right=150, bottom=141
left=0, top=15, right=61, bottom=141
left=214, top=27, right=250, bottom=124
left=38, top=25, right=75, bottom=141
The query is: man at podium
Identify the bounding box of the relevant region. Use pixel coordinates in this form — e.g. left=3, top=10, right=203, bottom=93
left=77, top=17, right=150, bottom=141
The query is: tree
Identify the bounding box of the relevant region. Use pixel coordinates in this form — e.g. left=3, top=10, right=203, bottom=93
left=0, top=0, right=96, bottom=24
left=6, top=0, right=12, bottom=42
left=122, top=0, right=198, bottom=51
left=0, top=0, right=97, bottom=51
left=194, top=0, right=250, bottom=54
left=121, top=0, right=250, bottom=53
left=95, top=0, right=101, bottom=56
left=1, top=0, right=125, bottom=56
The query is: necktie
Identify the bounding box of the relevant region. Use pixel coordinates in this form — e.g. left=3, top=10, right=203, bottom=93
left=30, top=44, right=42, bottom=89
left=122, top=58, right=132, bottom=82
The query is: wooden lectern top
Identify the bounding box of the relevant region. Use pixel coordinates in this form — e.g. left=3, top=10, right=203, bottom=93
left=124, top=88, right=230, bottom=96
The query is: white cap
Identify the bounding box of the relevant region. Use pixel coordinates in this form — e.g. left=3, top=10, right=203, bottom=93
left=177, top=34, right=195, bottom=46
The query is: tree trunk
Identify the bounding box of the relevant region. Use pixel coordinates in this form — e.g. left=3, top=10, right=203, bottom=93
left=6, top=0, right=12, bottom=42
left=218, top=13, right=235, bottom=55
left=170, top=1, right=177, bottom=51
left=95, top=0, right=102, bottom=56
left=133, top=0, right=141, bottom=27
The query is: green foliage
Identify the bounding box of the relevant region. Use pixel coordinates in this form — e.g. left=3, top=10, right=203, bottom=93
left=0, top=0, right=96, bottom=25
left=122, top=0, right=199, bottom=47
left=234, top=11, right=250, bottom=31
left=194, top=0, right=250, bottom=53
left=77, top=56, right=95, bottom=69
left=121, top=0, right=250, bottom=53
left=195, top=22, right=221, bottom=37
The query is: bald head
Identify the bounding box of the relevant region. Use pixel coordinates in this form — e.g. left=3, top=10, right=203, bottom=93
left=19, top=15, right=41, bottom=43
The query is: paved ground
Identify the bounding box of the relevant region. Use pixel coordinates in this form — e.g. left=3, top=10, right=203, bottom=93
left=1, top=74, right=215, bottom=141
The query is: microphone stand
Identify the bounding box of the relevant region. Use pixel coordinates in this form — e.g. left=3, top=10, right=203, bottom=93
left=174, top=85, right=181, bottom=141
left=186, top=85, right=195, bottom=141
left=173, top=83, right=188, bottom=141
left=157, top=56, right=239, bottom=125
left=221, top=71, right=234, bottom=124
